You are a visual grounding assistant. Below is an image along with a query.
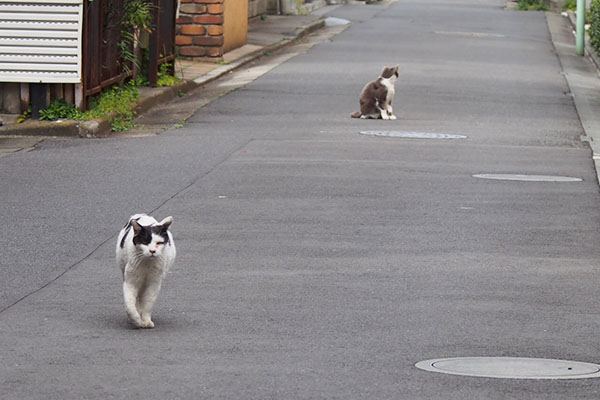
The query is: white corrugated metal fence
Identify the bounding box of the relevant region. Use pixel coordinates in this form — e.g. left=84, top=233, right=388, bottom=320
left=0, top=0, right=83, bottom=83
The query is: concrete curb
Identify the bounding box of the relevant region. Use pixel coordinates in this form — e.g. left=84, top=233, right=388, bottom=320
left=565, top=10, right=600, bottom=72
left=192, top=18, right=325, bottom=88
left=548, top=10, right=600, bottom=185
left=0, top=18, right=325, bottom=138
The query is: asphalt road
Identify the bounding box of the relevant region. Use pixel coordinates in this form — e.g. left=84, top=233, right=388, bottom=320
left=3, top=0, right=600, bottom=398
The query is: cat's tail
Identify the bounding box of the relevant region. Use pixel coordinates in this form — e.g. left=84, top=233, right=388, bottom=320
left=350, top=111, right=361, bottom=118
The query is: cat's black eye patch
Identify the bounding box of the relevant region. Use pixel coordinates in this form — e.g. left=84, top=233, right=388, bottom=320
left=133, top=227, right=152, bottom=246
left=152, top=225, right=170, bottom=244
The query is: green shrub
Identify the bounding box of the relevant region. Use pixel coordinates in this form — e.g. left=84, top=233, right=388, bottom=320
left=83, top=82, right=141, bottom=131
left=39, top=82, right=141, bottom=131
left=563, top=0, right=576, bottom=11
left=518, top=0, right=548, bottom=10
left=156, top=62, right=181, bottom=87
left=39, top=99, right=83, bottom=121
left=590, top=0, right=600, bottom=55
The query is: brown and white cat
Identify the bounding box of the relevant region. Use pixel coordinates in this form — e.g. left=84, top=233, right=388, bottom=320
left=351, top=65, right=399, bottom=120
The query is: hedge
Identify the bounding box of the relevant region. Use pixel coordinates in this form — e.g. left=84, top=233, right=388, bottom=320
left=590, top=0, right=600, bottom=55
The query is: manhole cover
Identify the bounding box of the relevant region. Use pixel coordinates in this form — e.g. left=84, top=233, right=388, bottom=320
left=415, top=357, right=600, bottom=380
left=473, top=174, right=582, bottom=182
left=359, top=131, right=467, bottom=139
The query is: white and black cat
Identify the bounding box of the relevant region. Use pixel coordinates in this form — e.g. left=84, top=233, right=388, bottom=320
left=116, top=214, right=176, bottom=329
left=351, top=65, right=399, bottom=120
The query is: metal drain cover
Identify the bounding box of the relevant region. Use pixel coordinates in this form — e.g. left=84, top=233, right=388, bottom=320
left=473, top=174, right=582, bottom=182
left=415, top=357, right=600, bottom=380
left=359, top=131, right=467, bottom=139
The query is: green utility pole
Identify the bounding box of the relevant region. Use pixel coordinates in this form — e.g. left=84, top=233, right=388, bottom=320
left=576, top=0, right=586, bottom=56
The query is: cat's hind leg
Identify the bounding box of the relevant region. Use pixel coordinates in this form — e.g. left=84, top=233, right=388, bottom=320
left=361, top=114, right=380, bottom=119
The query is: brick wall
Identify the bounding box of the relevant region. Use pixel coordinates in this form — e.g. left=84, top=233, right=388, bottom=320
left=177, top=0, right=225, bottom=59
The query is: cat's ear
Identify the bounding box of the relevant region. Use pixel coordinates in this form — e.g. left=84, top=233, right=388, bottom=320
left=158, top=216, right=173, bottom=230
left=131, top=219, right=143, bottom=234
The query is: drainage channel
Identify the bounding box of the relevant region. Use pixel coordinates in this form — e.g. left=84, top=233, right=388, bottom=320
left=415, top=357, right=600, bottom=380
left=359, top=131, right=467, bottom=140
left=473, top=174, right=582, bottom=182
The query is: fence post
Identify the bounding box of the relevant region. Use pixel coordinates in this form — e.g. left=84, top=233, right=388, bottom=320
left=148, top=0, right=159, bottom=86
left=30, top=84, right=48, bottom=119
left=577, top=0, right=586, bottom=56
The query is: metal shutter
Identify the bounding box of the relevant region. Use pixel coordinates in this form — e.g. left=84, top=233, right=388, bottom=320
left=0, top=0, right=83, bottom=83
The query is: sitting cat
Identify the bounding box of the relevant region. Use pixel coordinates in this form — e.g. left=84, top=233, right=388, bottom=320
left=351, top=65, right=399, bottom=120
left=116, top=214, right=176, bottom=329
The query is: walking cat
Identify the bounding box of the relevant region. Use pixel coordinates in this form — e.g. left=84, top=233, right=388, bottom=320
left=116, top=214, right=176, bottom=328
left=351, top=65, right=399, bottom=120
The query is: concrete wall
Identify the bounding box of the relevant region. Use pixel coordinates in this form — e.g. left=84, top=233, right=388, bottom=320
left=1, top=83, right=23, bottom=114
left=223, top=0, right=248, bottom=53
left=248, top=0, right=268, bottom=17
left=280, top=0, right=301, bottom=14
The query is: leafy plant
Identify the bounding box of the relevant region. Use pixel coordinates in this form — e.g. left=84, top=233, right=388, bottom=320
left=132, top=74, right=150, bottom=87
left=156, top=62, right=181, bottom=87
left=17, top=107, right=31, bottom=123
left=83, top=82, right=141, bottom=131
left=38, top=83, right=141, bottom=131
left=518, top=0, right=548, bottom=10
left=590, top=0, right=600, bottom=55
left=563, top=0, right=576, bottom=11
left=120, top=0, right=155, bottom=76
left=39, top=99, right=82, bottom=121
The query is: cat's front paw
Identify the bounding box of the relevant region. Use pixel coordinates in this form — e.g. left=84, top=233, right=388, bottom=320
left=127, top=312, right=143, bottom=328
left=389, top=114, right=397, bottom=120
left=141, top=320, right=155, bottom=329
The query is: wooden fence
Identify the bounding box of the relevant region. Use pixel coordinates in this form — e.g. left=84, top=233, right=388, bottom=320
left=0, top=0, right=177, bottom=114
left=82, top=0, right=177, bottom=108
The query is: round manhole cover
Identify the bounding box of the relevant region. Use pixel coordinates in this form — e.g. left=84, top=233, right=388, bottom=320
left=473, top=174, right=582, bottom=182
left=415, top=357, right=600, bottom=380
left=359, top=131, right=467, bottom=139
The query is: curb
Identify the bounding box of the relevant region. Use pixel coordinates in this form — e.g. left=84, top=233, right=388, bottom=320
left=192, top=18, right=325, bottom=88
left=0, top=18, right=325, bottom=138
left=566, top=10, right=600, bottom=72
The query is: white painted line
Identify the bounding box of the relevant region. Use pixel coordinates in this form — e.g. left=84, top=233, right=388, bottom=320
left=434, top=31, right=506, bottom=38
left=473, top=174, right=582, bottom=182
left=359, top=131, right=467, bottom=139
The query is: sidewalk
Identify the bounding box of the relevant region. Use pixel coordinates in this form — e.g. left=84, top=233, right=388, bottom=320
left=547, top=11, right=600, bottom=183
left=0, top=11, right=328, bottom=148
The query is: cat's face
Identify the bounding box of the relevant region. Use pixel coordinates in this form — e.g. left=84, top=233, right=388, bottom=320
left=381, top=65, right=399, bottom=83
left=131, top=217, right=173, bottom=258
